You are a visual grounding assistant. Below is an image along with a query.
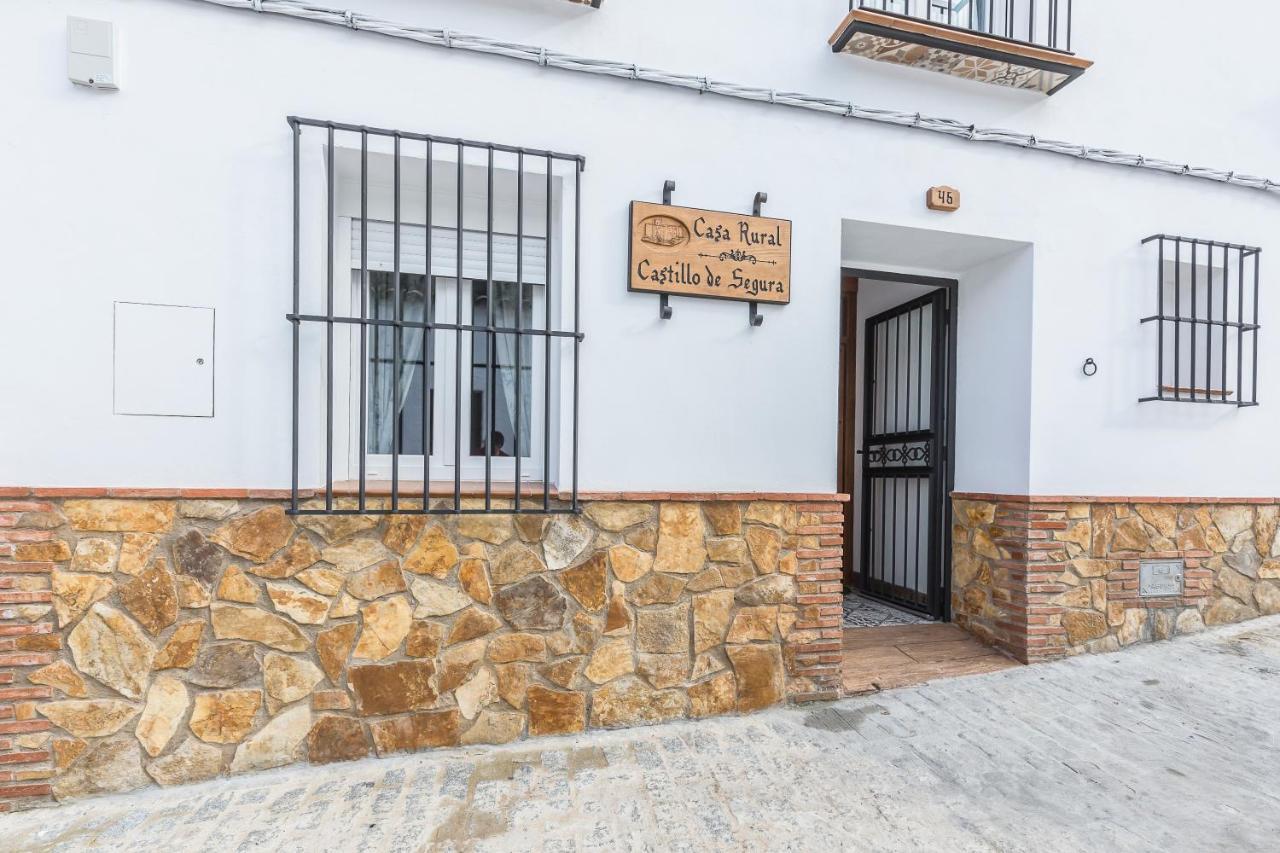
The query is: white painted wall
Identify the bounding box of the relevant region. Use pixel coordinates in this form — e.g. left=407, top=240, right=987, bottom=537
left=3, top=0, right=1279, bottom=497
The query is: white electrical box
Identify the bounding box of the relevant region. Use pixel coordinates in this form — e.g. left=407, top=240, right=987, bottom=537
left=114, top=302, right=215, bottom=417
left=67, top=17, right=118, bottom=89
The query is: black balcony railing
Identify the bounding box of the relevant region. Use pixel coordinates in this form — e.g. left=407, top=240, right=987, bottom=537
left=852, top=0, right=1073, bottom=54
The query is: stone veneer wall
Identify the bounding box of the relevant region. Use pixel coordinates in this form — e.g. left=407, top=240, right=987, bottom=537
left=0, top=489, right=844, bottom=811
left=952, top=494, right=1280, bottom=662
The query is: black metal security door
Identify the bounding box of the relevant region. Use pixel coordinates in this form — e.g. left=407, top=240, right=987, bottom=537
left=859, top=290, right=949, bottom=618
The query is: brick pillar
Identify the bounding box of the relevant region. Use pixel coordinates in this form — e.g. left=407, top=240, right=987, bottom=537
left=0, top=493, right=58, bottom=812
left=785, top=501, right=846, bottom=702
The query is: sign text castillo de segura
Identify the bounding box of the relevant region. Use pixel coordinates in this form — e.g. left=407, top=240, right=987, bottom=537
left=629, top=201, right=792, bottom=305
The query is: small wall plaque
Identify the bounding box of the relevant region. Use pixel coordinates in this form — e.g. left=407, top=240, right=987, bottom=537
left=926, top=186, right=960, bottom=212
left=1139, top=559, right=1185, bottom=598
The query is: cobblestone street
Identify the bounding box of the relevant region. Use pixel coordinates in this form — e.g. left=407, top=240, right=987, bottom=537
left=7, top=617, right=1280, bottom=852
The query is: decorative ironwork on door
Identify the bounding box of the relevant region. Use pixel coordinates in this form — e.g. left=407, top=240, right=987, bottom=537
left=859, top=290, right=950, bottom=618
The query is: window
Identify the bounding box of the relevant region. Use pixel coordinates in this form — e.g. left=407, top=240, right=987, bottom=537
left=288, top=118, right=584, bottom=515
left=1141, top=235, right=1261, bottom=407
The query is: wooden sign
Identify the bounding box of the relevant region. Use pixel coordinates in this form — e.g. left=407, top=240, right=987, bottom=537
left=926, top=186, right=961, bottom=212
left=628, top=201, right=792, bottom=305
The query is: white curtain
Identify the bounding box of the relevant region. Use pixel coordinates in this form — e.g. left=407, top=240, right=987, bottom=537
left=490, top=285, right=528, bottom=459
left=371, top=279, right=426, bottom=454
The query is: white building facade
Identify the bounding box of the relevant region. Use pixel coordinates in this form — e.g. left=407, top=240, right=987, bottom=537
left=3, top=0, right=1278, bottom=806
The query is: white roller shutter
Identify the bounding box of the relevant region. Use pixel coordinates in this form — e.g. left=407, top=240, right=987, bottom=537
left=351, top=220, right=547, bottom=285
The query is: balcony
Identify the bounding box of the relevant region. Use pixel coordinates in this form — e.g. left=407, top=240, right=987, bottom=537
left=830, top=1, right=1092, bottom=95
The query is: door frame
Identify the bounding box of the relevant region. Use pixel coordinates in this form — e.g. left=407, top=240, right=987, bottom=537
left=840, top=267, right=959, bottom=621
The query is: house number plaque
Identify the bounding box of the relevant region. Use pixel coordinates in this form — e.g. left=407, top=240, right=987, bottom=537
left=628, top=201, right=792, bottom=305
left=927, top=186, right=961, bottom=212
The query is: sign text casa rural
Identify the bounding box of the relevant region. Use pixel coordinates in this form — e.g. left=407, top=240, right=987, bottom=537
left=628, top=201, right=792, bottom=305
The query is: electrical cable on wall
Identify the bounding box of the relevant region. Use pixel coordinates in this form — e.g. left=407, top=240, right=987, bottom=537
left=193, top=0, right=1278, bottom=198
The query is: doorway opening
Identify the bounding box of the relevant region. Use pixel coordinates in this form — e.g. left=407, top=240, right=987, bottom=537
left=839, top=269, right=958, bottom=623
left=836, top=270, right=1016, bottom=692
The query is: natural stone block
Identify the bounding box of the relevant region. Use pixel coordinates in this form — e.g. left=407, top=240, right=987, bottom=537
left=217, top=566, right=261, bottom=604
left=179, top=500, right=239, bottom=520
left=53, top=736, right=150, bottom=801
left=135, top=676, right=188, bottom=758
left=545, top=515, right=593, bottom=571
left=514, top=514, right=550, bottom=543
left=64, top=500, right=175, bottom=533
left=29, top=660, right=88, bottom=698
left=211, top=507, right=294, bottom=562
left=609, top=545, right=653, bottom=583
left=146, top=737, right=225, bottom=786
left=1062, top=610, right=1108, bottom=644
left=491, top=544, right=545, bottom=586
left=1205, top=596, right=1258, bottom=625
left=52, top=571, right=113, bottom=627
left=40, top=699, right=140, bottom=738
left=745, top=527, right=782, bottom=574
left=211, top=603, right=309, bottom=652
left=189, top=690, right=262, bottom=744
left=495, top=663, right=531, bottom=709
left=726, top=606, right=777, bottom=643
left=119, top=533, right=160, bottom=576
left=541, top=656, right=584, bottom=689
left=231, top=705, right=311, bottom=773
left=686, top=567, right=725, bottom=592
left=68, top=604, right=156, bottom=700
left=1255, top=582, right=1280, bottom=615
left=636, top=602, right=691, bottom=655
left=407, top=620, right=445, bottom=659
left=591, top=677, right=685, bottom=728
left=439, top=639, right=487, bottom=693
left=693, top=590, right=733, bottom=654
left=560, top=553, right=608, bottom=611
left=296, top=566, right=344, bottom=596
left=653, top=503, right=707, bottom=574
left=188, top=641, right=259, bottom=688
left=703, top=503, right=742, bottom=536
left=689, top=671, right=736, bottom=718
left=459, top=558, right=493, bottom=604
left=311, top=689, right=352, bottom=711
left=264, top=653, right=324, bottom=712
left=735, top=574, right=794, bottom=606
left=1176, top=608, right=1206, bottom=635
left=629, top=573, right=688, bottom=606
left=252, top=538, right=321, bottom=580
left=410, top=577, right=473, bottom=617
left=316, top=623, right=358, bottom=684
left=403, top=525, right=459, bottom=577
left=383, top=515, right=428, bottom=556
left=692, top=649, right=728, bottom=680
left=484, top=633, right=546, bottom=665
left=448, top=607, right=503, bottom=646
left=72, top=538, right=118, bottom=574
left=298, top=511, right=379, bottom=545
left=585, top=502, right=654, bottom=531
left=353, top=595, right=412, bottom=660
left=457, top=515, right=514, bottom=546
left=726, top=644, right=783, bottom=713
left=706, top=538, right=749, bottom=565
left=308, top=715, right=370, bottom=764
left=330, top=592, right=360, bottom=618
left=264, top=583, right=330, bottom=626
left=493, top=575, right=568, bottom=630
left=119, top=557, right=179, bottom=635
left=636, top=653, right=689, bottom=689
left=461, top=710, right=525, bottom=745
left=177, top=576, right=211, bottom=609
left=53, top=738, right=87, bottom=772
left=527, top=685, right=586, bottom=736
left=584, top=638, right=634, bottom=684
left=604, top=586, right=632, bottom=635
left=625, top=527, right=658, bottom=552
left=321, top=539, right=392, bottom=574
left=349, top=660, right=437, bottom=716
left=456, top=666, right=498, bottom=720
left=369, top=710, right=461, bottom=756
left=171, top=530, right=225, bottom=586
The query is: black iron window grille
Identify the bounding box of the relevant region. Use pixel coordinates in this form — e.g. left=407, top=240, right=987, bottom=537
left=853, top=0, right=1074, bottom=53
left=288, top=117, right=585, bottom=515
left=1141, top=235, right=1261, bottom=407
